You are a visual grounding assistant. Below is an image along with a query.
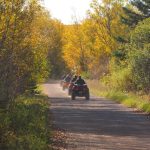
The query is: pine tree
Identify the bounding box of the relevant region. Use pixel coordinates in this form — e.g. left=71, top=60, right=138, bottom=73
left=122, top=0, right=150, bottom=26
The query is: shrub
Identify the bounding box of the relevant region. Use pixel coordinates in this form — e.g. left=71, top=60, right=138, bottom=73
left=104, top=18, right=150, bottom=94
left=129, top=45, right=150, bottom=93
left=102, top=67, right=133, bottom=91
left=128, top=18, right=150, bottom=93
left=0, top=95, right=50, bottom=150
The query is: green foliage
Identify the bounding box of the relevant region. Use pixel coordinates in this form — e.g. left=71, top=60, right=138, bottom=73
left=0, top=95, right=49, bottom=150
left=105, top=18, right=150, bottom=94
left=128, top=18, right=150, bottom=93
left=129, top=45, right=150, bottom=93
left=106, top=90, right=150, bottom=112
left=130, top=17, right=150, bottom=46
left=122, top=0, right=150, bottom=26
left=102, top=67, right=133, bottom=91
left=87, top=80, right=150, bottom=113
left=81, top=71, right=91, bottom=79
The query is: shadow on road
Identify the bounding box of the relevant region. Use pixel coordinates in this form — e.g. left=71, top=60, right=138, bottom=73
left=43, top=81, right=150, bottom=150
left=49, top=96, right=150, bottom=138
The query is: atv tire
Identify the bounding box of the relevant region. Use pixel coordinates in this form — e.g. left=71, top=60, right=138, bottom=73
left=85, top=92, right=90, bottom=100
left=71, top=93, right=75, bottom=100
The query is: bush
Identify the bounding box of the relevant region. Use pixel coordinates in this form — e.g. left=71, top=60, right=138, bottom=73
left=130, top=18, right=150, bottom=48
left=0, top=95, right=50, bottom=150
left=128, top=18, right=150, bottom=93
left=104, top=18, right=150, bottom=94
left=87, top=80, right=150, bottom=113
left=81, top=71, right=91, bottom=79
left=102, top=67, right=133, bottom=91
left=129, top=45, right=150, bottom=93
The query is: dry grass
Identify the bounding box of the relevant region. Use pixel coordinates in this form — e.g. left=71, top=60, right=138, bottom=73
left=87, top=80, right=150, bottom=113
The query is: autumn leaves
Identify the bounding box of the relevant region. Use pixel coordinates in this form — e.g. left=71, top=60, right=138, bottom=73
left=62, top=0, right=128, bottom=77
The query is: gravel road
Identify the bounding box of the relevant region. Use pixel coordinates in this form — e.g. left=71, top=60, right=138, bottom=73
left=42, top=81, right=150, bottom=150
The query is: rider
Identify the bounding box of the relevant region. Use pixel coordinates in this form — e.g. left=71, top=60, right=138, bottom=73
left=75, top=76, right=86, bottom=85
left=71, top=75, right=78, bottom=83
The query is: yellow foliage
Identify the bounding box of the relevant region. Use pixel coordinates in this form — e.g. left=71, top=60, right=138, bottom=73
left=62, top=0, right=128, bottom=77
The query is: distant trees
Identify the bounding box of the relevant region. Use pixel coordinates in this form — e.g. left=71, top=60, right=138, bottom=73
left=63, top=23, right=88, bottom=74
left=63, top=0, right=128, bottom=78
left=47, top=20, right=67, bottom=78
left=62, top=0, right=150, bottom=94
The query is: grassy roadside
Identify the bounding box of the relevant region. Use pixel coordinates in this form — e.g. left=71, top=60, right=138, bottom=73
left=0, top=95, right=51, bottom=150
left=87, top=80, right=150, bottom=114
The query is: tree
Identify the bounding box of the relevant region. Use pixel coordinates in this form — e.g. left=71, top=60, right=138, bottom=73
left=62, top=0, right=128, bottom=78
left=122, top=0, right=150, bottom=27
left=63, top=23, right=88, bottom=74
left=0, top=0, right=36, bottom=105
left=107, top=17, right=150, bottom=93
left=128, top=18, right=150, bottom=93
left=0, top=0, right=55, bottom=106
left=83, top=0, right=128, bottom=78
left=47, top=20, right=67, bottom=78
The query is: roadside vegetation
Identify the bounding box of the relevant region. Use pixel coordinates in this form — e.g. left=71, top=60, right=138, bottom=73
left=87, top=80, right=150, bottom=113
left=0, top=0, right=64, bottom=149
left=0, top=95, right=50, bottom=150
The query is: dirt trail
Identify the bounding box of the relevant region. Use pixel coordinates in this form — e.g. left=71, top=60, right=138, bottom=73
left=42, top=81, right=150, bottom=150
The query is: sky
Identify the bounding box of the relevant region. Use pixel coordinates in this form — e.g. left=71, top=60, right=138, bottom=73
left=43, top=0, right=92, bottom=24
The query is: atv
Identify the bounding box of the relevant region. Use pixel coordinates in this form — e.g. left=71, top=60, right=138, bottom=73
left=71, top=83, right=90, bottom=100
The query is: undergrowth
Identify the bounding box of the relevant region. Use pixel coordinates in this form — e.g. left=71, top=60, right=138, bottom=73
left=87, top=80, right=150, bottom=113
left=0, top=95, right=50, bottom=150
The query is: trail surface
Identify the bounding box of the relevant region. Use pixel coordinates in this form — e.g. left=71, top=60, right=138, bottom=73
left=42, top=81, right=150, bottom=150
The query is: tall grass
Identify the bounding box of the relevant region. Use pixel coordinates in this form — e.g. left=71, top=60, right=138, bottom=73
left=0, top=95, right=50, bottom=150
left=87, top=80, right=150, bottom=113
